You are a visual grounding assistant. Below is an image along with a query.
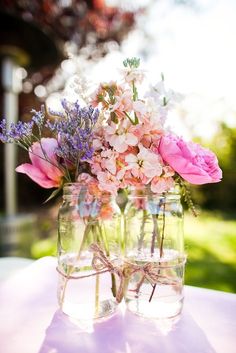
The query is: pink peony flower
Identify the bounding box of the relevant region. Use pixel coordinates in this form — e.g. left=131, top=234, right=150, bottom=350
left=16, top=138, right=63, bottom=188
left=159, top=134, right=222, bottom=184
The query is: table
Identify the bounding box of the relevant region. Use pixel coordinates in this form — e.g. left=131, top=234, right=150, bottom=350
left=0, top=257, right=235, bottom=353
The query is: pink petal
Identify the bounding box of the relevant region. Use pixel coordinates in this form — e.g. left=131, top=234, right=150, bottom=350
left=159, top=135, right=222, bottom=185
left=30, top=138, right=63, bottom=181
left=126, top=133, right=138, bottom=146
left=16, top=163, right=59, bottom=188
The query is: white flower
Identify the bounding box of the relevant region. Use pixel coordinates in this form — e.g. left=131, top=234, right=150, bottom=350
left=120, top=68, right=145, bottom=84
left=146, top=81, right=184, bottom=108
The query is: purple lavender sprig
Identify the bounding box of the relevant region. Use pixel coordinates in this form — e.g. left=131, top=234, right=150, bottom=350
left=0, top=119, right=34, bottom=147
left=0, top=105, right=46, bottom=148
left=0, top=99, right=100, bottom=183
left=47, top=99, right=99, bottom=180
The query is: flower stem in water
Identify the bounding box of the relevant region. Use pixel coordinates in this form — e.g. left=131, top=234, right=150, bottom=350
left=159, top=200, right=166, bottom=258
left=149, top=198, right=166, bottom=302
left=150, top=214, right=159, bottom=256
left=138, top=210, right=147, bottom=251
left=92, top=223, right=101, bottom=317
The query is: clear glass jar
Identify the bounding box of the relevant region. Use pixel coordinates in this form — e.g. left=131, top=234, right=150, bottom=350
left=57, top=183, right=121, bottom=321
left=123, top=187, right=186, bottom=319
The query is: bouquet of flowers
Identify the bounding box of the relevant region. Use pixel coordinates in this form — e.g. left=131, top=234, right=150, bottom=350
left=0, top=57, right=222, bottom=198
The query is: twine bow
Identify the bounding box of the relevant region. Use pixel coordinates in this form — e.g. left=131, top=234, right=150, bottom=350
left=89, top=244, right=182, bottom=302
left=127, top=262, right=161, bottom=295
left=57, top=243, right=184, bottom=305
left=89, top=243, right=126, bottom=303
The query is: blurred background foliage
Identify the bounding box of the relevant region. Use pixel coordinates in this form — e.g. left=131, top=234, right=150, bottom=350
left=184, top=123, right=236, bottom=293
left=192, top=123, right=236, bottom=212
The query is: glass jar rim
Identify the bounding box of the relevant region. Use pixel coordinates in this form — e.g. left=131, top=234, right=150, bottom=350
left=127, top=186, right=181, bottom=200
left=62, top=182, right=114, bottom=202
left=62, top=183, right=181, bottom=200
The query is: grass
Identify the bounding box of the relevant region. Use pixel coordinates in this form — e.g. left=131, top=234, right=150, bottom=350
left=184, top=211, right=236, bottom=293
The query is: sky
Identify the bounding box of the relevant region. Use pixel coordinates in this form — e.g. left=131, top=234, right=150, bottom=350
left=47, top=0, right=236, bottom=140
left=137, top=0, right=236, bottom=100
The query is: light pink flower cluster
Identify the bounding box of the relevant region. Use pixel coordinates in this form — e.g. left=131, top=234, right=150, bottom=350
left=89, top=69, right=178, bottom=195
left=89, top=60, right=222, bottom=195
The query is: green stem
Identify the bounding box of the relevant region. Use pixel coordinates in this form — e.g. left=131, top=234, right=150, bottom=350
left=75, top=222, right=92, bottom=262
left=62, top=156, right=72, bottom=183
left=150, top=214, right=159, bottom=256
left=124, top=112, right=135, bottom=125
left=148, top=284, right=156, bottom=303
left=149, top=198, right=166, bottom=302
left=132, top=80, right=138, bottom=101
left=74, top=152, right=82, bottom=181
left=99, top=222, right=109, bottom=255
left=148, top=191, right=162, bottom=256
left=159, top=200, right=166, bottom=258
left=138, top=210, right=147, bottom=251
left=99, top=222, right=117, bottom=298
left=123, top=211, right=127, bottom=253
left=92, top=222, right=101, bottom=317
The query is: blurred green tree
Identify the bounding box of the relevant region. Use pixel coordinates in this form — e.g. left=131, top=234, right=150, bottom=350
left=192, top=123, right=236, bottom=213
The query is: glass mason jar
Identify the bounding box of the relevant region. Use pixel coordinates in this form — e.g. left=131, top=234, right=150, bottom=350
left=57, top=183, right=122, bottom=321
left=123, top=187, right=186, bottom=320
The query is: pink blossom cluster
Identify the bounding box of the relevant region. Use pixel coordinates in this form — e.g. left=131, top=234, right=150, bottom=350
left=13, top=59, right=222, bottom=194
left=88, top=65, right=222, bottom=195
left=90, top=119, right=175, bottom=195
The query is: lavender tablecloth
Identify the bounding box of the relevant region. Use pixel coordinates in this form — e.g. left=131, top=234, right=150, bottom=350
left=0, top=257, right=235, bottom=353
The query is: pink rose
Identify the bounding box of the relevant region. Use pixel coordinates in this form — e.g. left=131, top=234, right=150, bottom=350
left=16, top=138, right=63, bottom=188
left=159, top=134, right=222, bottom=184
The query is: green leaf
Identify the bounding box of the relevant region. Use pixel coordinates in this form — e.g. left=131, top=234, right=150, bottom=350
left=43, top=186, right=62, bottom=204
left=111, top=111, right=118, bottom=124
left=177, top=177, right=198, bottom=217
